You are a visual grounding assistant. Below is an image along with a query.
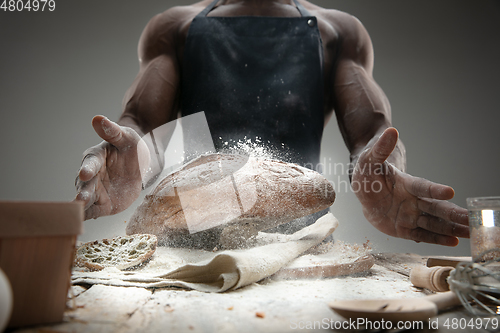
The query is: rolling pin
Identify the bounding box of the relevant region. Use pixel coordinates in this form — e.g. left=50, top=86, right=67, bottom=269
left=426, top=256, right=471, bottom=268
left=410, top=265, right=454, bottom=292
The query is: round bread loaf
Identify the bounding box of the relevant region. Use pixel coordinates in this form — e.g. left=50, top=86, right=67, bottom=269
left=126, top=153, right=335, bottom=248
left=75, top=234, right=157, bottom=271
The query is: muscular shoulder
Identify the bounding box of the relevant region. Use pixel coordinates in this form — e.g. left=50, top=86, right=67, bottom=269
left=303, top=2, right=373, bottom=67
left=302, top=2, right=368, bottom=39
left=138, top=1, right=210, bottom=63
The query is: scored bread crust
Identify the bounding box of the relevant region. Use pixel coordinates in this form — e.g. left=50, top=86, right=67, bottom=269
left=75, top=234, right=158, bottom=271
left=126, top=153, right=335, bottom=247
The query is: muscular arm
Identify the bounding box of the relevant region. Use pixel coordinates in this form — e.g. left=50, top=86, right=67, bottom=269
left=118, top=10, right=182, bottom=134
left=75, top=8, right=186, bottom=219
left=331, top=14, right=405, bottom=173
left=327, top=13, right=468, bottom=245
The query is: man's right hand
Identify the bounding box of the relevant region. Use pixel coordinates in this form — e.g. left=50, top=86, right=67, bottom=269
left=75, top=115, right=150, bottom=220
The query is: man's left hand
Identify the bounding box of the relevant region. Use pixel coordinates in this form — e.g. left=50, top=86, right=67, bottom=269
left=352, top=127, right=469, bottom=246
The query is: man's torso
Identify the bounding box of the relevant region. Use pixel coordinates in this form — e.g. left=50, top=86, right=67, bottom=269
left=156, top=0, right=345, bottom=123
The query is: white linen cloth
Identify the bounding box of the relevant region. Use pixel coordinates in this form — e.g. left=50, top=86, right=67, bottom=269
left=72, top=213, right=338, bottom=293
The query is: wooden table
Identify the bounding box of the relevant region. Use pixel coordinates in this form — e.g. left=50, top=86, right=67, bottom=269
left=10, top=254, right=497, bottom=333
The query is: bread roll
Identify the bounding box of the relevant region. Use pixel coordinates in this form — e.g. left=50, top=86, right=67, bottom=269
left=126, top=153, right=335, bottom=248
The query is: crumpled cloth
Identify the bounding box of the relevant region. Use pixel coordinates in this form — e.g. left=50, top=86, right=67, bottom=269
left=72, top=213, right=338, bottom=293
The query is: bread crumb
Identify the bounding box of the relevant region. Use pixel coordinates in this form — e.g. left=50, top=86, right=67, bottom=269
left=255, top=311, right=265, bottom=318
left=227, top=306, right=234, bottom=310
left=165, top=305, right=174, bottom=312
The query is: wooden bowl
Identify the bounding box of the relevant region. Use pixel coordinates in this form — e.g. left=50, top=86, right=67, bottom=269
left=0, top=201, right=83, bottom=328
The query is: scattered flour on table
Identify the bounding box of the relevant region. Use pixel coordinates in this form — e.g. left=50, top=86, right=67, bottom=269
left=300, top=239, right=372, bottom=264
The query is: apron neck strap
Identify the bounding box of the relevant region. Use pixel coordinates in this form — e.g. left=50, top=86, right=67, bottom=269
left=198, top=0, right=313, bottom=18
left=198, top=0, right=219, bottom=17
left=292, top=0, right=312, bottom=17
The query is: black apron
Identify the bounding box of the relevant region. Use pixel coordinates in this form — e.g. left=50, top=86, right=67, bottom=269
left=180, top=0, right=328, bottom=237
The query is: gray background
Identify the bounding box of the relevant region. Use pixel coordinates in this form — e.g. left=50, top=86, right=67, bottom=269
left=1, top=1, right=499, bottom=256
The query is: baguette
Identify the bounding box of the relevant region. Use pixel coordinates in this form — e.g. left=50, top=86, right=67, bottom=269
left=75, top=234, right=157, bottom=271
left=126, top=153, right=335, bottom=249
